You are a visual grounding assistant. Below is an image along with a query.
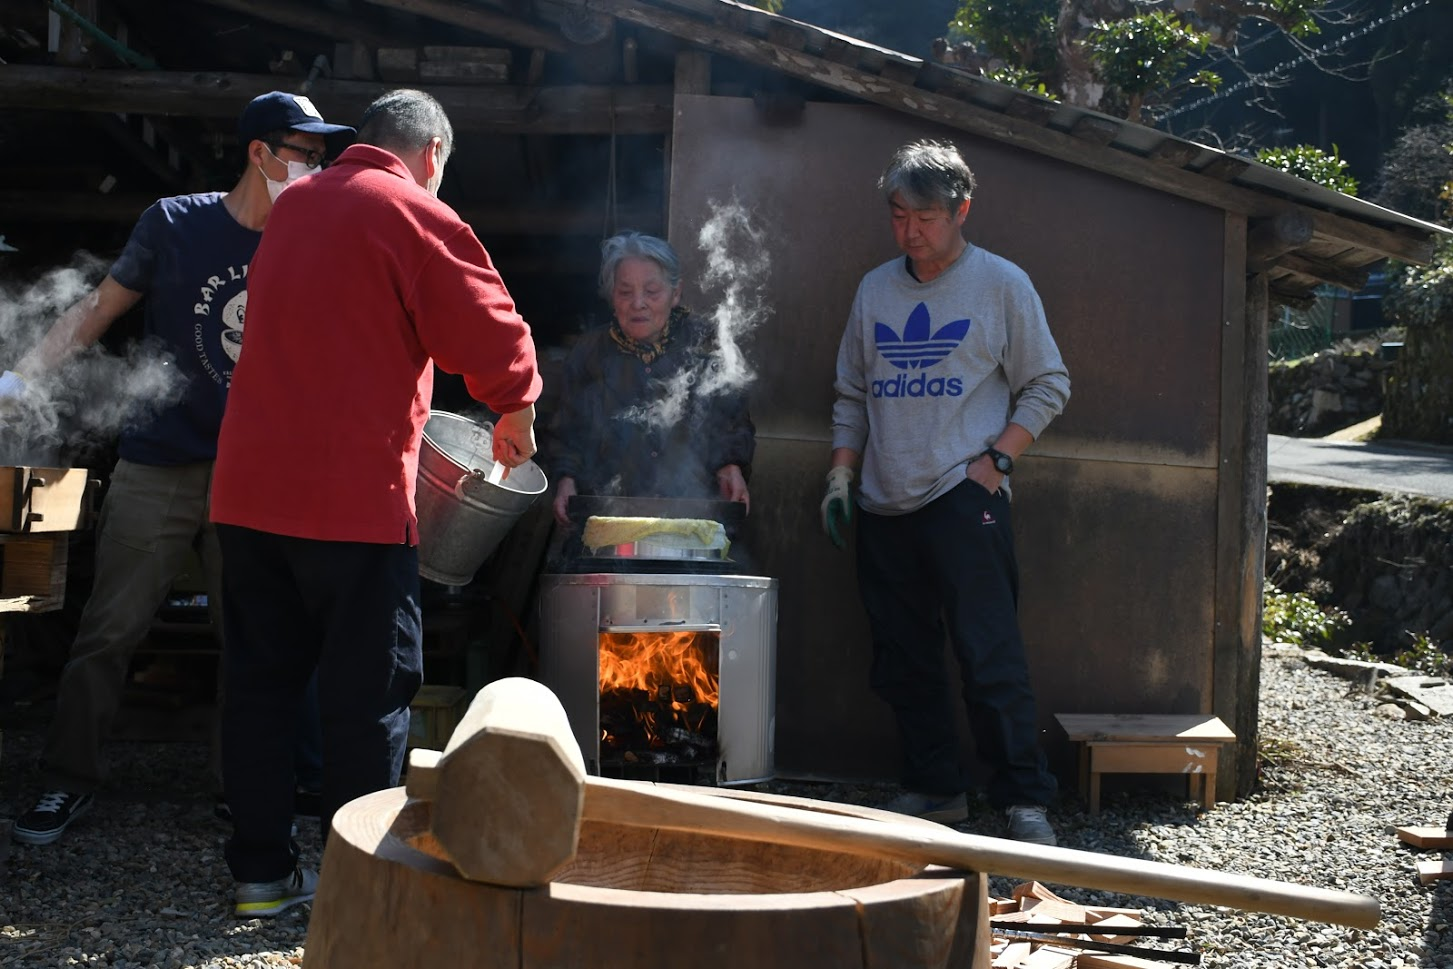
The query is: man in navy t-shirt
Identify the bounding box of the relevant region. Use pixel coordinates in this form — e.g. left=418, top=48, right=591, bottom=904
left=3, top=92, right=352, bottom=863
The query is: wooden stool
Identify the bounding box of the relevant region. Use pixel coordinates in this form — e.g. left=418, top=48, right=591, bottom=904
left=1055, top=714, right=1237, bottom=814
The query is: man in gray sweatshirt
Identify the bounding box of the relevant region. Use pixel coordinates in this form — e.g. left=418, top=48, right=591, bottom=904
left=822, top=139, right=1070, bottom=845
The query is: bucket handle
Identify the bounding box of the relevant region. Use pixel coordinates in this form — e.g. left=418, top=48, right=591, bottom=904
left=453, top=420, right=498, bottom=500
left=455, top=468, right=488, bottom=502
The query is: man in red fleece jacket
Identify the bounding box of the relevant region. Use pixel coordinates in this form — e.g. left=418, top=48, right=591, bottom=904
left=210, top=89, right=541, bottom=917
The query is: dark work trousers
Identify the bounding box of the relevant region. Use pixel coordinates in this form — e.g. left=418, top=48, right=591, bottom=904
left=217, top=524, right=423, bottom=883
left=856, top=480, right=1057, bottom=809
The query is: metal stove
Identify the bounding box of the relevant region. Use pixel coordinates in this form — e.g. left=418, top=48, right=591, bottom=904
left=538, top=541, right=778, bottom=784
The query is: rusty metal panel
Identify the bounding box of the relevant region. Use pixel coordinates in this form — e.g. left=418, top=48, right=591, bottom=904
left=740, top=442, right=1218, bottom=779
left=668, top=95, right=1228, bottom=780
left=668, top=94, right=1225, bottom=466
left=1012, top=458, right=1218, bottom=723
left=735, top=437, right=898, bottom=777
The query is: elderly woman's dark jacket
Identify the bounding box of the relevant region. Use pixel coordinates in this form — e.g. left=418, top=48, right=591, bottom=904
left=547, top=312, right=755, bottom=499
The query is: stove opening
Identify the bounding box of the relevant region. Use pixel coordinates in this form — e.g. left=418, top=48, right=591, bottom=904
left=598, top=628, right=719, bottom=781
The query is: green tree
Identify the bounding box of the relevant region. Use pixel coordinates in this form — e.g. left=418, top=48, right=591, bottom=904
left=1255, top=144, right=1359, bottom=195
left=1380, top=91, right=1453, bottom=444
left=944, top=0, right=1324, bottom=120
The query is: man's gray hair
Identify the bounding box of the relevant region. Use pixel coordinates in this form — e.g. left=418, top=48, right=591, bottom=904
left=598, top=231, right=682, bottom=299
left=878, top=139, right=977, bottom=212
left=358, top=89, right=455, bottom=162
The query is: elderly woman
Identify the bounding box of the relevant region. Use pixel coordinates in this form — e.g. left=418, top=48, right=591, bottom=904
left=549, top=231, right=754, bottom=526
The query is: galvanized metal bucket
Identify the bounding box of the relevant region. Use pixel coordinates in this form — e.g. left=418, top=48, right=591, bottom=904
left=415, top=410, right=548, bottom=586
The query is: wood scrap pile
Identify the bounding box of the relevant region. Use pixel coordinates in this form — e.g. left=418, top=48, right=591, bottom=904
left=990, top=881, right=1198, bottom=967
left=1395, top=821, right=1453, bottom=885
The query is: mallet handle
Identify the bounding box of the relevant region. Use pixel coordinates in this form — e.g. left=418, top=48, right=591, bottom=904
left=582, top=777, right=1380, bottom=930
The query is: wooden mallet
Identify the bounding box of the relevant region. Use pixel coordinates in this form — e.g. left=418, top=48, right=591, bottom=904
left=405, top=677, right=1381, bottom=930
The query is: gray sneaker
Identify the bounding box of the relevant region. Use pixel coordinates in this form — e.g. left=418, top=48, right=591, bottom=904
left=234, top=866, right=318, bottom=918
left=877, top=790, right=969, bottom=825
left=1005, top=804, right=1056, bottom=845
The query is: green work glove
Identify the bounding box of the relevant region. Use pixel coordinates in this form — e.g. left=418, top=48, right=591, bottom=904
left=819, top=465, right=855, bottom=549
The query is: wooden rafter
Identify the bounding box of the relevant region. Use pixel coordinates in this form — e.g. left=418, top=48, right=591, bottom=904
left=1273, top=253, right=1373, bottom=292
left=190, top=0, right=403, bottom=48
left=359, top=0, right=568, bottom=53
left=0, top=66, right=671, bottom=134
left=0, top=191, right=660, bottom=234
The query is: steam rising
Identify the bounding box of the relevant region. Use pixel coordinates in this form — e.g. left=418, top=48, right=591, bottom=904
left=0, top=256, right=184, bottom=466
left=619, top=199, right=771, bottom=431
left=696, top=198, right=768, bottom=397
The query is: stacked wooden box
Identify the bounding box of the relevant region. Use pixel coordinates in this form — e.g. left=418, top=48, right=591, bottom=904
left=0, top=465, right=91, bottom=610
left=1, top=464, right=95, bottom=871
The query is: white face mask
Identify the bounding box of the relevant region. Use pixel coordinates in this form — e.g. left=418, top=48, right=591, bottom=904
left=259, top=157, right=316, bottom=203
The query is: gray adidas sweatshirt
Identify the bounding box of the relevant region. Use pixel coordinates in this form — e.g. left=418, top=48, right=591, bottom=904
left=831, top=243, right=1070, bottom=514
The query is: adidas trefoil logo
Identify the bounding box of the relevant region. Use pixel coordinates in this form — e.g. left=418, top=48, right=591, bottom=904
left=875, top=302, right=971, bottom=370
left=871, top=302, right=969, bottom=399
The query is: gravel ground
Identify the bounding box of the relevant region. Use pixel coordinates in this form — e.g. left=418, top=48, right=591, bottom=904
left=2, top=640, right=1451, bottom=968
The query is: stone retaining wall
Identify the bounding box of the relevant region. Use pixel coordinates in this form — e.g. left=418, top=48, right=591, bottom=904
left=1268, top=342, right=1392, bottom=437
left=1266, top=484, right=1453, bottom=655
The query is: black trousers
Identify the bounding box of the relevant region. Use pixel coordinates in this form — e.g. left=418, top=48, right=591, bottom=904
left=217, top=524, right=423, bottom=883
left=856, top=481, right=1056, bottom=809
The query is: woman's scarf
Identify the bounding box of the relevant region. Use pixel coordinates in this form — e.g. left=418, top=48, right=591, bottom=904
left=609, top=305, right=689, bottom=364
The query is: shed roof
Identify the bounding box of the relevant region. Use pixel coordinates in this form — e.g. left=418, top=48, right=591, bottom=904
left=0, top=0, right=1446, bottom=303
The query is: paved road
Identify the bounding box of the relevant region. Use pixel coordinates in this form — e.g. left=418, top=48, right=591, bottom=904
left=1267, top=434, right=1453, bottom=501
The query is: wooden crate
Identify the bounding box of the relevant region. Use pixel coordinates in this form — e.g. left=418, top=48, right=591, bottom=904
left=1, top=465, right=94, bottom=534
left=0, top=532, right=69, bottom=613
left=408, top=684, right=468, bottom=750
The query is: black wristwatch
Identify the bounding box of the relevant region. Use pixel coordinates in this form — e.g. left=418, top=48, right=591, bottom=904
left=984, top=447, right=1015, bottom=475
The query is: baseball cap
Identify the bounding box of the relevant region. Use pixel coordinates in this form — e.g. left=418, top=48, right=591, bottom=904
left=237, top=91, right=355, bottom=146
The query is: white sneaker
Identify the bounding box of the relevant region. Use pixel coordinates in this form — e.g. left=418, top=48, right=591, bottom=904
left=1005, top=805, right=1056, bottom=845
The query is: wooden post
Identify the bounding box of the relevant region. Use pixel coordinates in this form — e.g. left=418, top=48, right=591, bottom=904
left=668, top=51, right=712, bottom=229
left=1247, top=210, right=1314, bottom=271
left=674, top=50, right=711, bottom=96
left=1213, top=212, right=1259, bottom=799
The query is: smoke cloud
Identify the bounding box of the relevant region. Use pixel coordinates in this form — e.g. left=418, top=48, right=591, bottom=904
left=0, top=255, right=184, bottom=467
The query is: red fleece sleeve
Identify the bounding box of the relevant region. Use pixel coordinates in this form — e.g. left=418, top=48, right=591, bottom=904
left=408, top=223, right=542, bottom=413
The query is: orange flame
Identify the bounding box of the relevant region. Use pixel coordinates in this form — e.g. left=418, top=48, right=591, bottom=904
left=599, top=631, right=719, bottom=742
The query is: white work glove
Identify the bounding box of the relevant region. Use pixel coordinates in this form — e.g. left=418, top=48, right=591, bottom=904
left=819, top=465, right=855, bottom=550
left=0, top=370, right=26, bottom=401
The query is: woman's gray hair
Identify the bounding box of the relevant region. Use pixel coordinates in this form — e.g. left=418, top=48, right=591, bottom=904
left=598, top=231, right=682, bottom=299
left=878, top=139, right=977, bottom=212
left=358, top=89, right=455, bottom=162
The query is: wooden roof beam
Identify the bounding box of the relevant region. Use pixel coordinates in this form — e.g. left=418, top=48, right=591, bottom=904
left=0, top=66, right=670, bottom=134
left=579, top=0, right=1438, bottom=265
left=1247, top=211, right=1314, bottom=271
left=0, top=191, right=661, bottom=234
left=1273, top=253, right=1373, bottom=293
left=359, top=0, right=569, bottom=53
left=192, top=0, right=402, bottom=48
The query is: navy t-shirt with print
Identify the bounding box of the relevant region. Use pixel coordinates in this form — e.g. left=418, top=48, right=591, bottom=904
left=108, top=193, right=261, bottom=465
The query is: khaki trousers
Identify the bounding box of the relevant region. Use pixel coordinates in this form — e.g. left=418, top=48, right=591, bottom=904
left=41, top=458, right=221, bottom=793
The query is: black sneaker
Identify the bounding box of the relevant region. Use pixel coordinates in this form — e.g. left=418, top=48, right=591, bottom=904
left=293, top=788, right=321, bottom=820
left=13, top=790, right=94, bottom=845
